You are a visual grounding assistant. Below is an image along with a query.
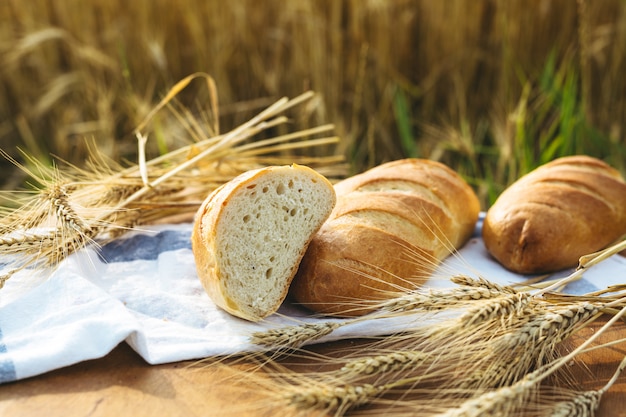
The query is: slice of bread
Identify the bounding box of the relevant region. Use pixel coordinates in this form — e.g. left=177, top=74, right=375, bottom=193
left=191, top=164, right=336, bottom=321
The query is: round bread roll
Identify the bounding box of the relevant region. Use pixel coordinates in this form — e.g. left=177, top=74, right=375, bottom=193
left=191, top=164, right=336, bottom=322
left=289, top=158, right=480, bottom=316
left=482, top=155, right=626, bottom=274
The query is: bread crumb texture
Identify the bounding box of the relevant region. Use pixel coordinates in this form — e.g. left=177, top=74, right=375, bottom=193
left=202, top=165, right=335, bottom=320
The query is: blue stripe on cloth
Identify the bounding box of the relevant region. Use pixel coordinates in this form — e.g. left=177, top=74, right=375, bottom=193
left=99, top=230, right=191, bottom=263
left=0, top=327, right=17, bottom=383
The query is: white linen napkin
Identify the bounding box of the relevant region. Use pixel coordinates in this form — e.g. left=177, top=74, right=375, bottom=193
left=1, top=220, right=624, bottom=383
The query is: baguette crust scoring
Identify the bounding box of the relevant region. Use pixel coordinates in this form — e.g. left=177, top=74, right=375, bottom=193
left=290, top=158, right=480, bottom=316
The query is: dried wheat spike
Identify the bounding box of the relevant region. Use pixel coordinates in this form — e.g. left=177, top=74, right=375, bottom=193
left=439, top=377, right=536, bottom=417
left=339, top=350, right=430, bottom=377
left=457, top=292, right=532, bottom=328
left=546, top=354, right=626, bottom=416
left=502, top=302, right=600, bottom=350
left=545, top=390, right=601, bottom=417
left=47, top=226, right=99, bottom=265
left=0, top=230, right=56, bottom=287
left=467, top=302, right=602, bottom=389
left=250, top=321, right=342, bottom=350
left=381, top=284, right=514, bottom=314
left=44, top=183, right=90, bottom=233
left=450, top=274, right=518, bottom=294
left=286, top=382, right=382, bottom=413
left=0, top=230, right=58, bottom=250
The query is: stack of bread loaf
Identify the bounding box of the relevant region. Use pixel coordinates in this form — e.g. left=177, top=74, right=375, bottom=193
left=191, top=155, right=626, bottom=322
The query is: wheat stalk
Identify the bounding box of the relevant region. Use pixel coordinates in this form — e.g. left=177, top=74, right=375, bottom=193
left=457, top=301, right=601, bottom=390
left=545, top=355, right=626, bottom=417
left=379, top=283, right=517, bottom=314
left=251, top=321, right=343, bottom=350
left=537, top=238, right=626, bottom=296
left=0, top=78, right=346, bottom=288
left=285, top=381, right=383, bottom=415
left=449, top=274, right=517, bottom=294
left=251, top=275, right=522, bottom=351
left=338, top=350, right=431, bottom=378
left=436, top=305, right=626, bottom=417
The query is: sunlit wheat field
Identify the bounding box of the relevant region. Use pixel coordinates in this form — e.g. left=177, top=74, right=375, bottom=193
left=1, top=0, right=625, bottom=206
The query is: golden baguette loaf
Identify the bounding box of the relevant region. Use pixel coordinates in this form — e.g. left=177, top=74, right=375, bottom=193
left=191, top=164, right=336, bottom=321
left=289, top=158, right=480, bottom=316
left=482, top=155, right=626, bottom=274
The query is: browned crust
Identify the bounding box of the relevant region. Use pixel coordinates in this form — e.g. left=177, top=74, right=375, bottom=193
left=290, top=222, right=437, bottom=316
left=334, top=159, right=479, bottom=245
left=482, top=155, right=626, bottom=274
left=191, top=169, right=266, bottom=320
left=331, top=191, right=451, bottom=250
left=290, top=158, right=480, bottom=316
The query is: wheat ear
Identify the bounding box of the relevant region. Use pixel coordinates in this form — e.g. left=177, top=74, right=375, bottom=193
left=0, top=86, right=345, bottom=288
left=286, top=382, right=383, bottom=415
left=380, top=282, right=517, bottom=314
left=284, top=370, right=447, bottom=416
left=337, top=350, right=431, bottom=379
left=450, top=274, right=518, bottom=294
left=545, top=355, right=626, bottom=417
left=454, top=292, right=532, bottom=328
left=250, top=321, right=343, bottom=350
left=459, top=302, right=601, bottom=390
left=251, top=277, right=519, bottom=351
left=439, top=305, right=626, bottom=417
left=546, top=391, right=602, bottom=417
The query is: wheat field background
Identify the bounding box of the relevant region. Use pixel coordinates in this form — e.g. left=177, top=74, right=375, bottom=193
left=1, top=0, right=625, bottom=207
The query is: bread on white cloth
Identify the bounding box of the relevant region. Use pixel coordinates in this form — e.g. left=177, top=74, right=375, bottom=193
left=191, top=164, right=336, bottom=321
left=483, top=155, right=626, bottom=274
left=289, top=158, right=481, bottom=316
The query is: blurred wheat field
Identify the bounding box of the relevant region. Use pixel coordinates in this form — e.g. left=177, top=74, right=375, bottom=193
left=1, top=0, right=625, bottom=207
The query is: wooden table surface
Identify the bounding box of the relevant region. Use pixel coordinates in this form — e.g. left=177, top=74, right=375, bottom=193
left=0, top=317, right=625, bottom=417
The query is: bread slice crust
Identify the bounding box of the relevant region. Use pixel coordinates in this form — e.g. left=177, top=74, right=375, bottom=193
left=191, top=164, right=336, bottom=321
